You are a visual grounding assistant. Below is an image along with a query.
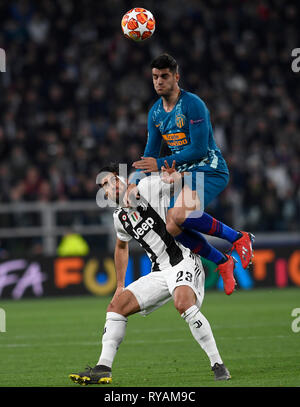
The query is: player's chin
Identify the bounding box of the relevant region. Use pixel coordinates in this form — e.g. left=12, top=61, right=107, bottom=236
left=156, top=88, right=168, bottom=96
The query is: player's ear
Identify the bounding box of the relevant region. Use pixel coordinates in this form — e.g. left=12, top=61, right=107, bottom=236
left=175, top=72, right=180, bottom=83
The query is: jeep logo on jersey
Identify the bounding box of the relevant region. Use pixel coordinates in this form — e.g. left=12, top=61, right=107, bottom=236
left=132, top=217, right=155, bottom=240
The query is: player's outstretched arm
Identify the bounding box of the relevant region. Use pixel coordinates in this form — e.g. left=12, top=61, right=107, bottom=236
left=112, top=238, right=129, bottom=301
left=132, top=156, right=158, bottom=173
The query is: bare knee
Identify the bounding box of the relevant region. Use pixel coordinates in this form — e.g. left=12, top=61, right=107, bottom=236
left=107, top=301, right=122, bottom=314
left=169, top=208, right=186, bottom=227
left=107, top=298, right=128, bottom=316
left=166, top=209, right=184, bottom=236
left=107, top=290, right=140, bottom=317
left=166, top=220, right=182, bottom=236
left=167, top=205, right=197, bottom=230
left=174, top=298, right=195, bottom=315
left=173, top=286, right=196, bottom=315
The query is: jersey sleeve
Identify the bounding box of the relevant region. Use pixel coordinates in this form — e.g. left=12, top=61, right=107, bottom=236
left=156, top=97, right=209, bottom=169
left=113, top=212, right=132, bottom=242
left=144, top=106, right=163, bottom=158
left=129, top=104, right=162, bottom=185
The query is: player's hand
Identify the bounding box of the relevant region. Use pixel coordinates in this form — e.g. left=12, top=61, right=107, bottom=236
left=122, top=183, right=140, bottom=207
left=132, top=157, right=158, bottom=173
left=161, top=160, right=182, bottom=184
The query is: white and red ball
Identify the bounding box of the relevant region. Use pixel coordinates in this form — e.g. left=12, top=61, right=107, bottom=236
left=121, top=8, right=155, bottom=42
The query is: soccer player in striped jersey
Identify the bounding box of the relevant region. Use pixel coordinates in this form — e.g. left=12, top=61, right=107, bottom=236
left=69, top=164, right=231, bottom=385
left=129, top=53, right=254, bottom=296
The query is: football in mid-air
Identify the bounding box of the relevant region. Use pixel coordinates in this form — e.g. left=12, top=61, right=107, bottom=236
left=121, top=8, right=155, bottom=42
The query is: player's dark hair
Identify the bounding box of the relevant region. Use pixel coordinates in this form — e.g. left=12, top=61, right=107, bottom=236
left=97, top=163, right=119, bottom=186
left=99, top=163, right=119, bottom=175
left=151, top=53, right=178, bottom=73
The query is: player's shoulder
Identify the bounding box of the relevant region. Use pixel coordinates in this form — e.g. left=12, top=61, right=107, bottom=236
left=151, top=96, right=162, bottom=109
left=181, top=89, right=207, bottom=110
left=148, top=98, right=162, bottom=119
left=138, top=175, right=162, bottom=195
left=138, top=175, right=165, bottom=202
left=138, top=174, right=161, bottom=190
left=113, top=207, right=123, bottom=219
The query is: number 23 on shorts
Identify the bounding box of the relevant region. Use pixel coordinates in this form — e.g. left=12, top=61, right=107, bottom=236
left=176, top=270, right=193, bottom=283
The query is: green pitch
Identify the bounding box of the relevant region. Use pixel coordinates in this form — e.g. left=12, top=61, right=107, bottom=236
left=0, top=288, right=299, bottom=387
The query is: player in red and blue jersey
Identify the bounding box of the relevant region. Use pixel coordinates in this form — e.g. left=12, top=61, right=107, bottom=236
left=130, top=54, right=254, bottom=295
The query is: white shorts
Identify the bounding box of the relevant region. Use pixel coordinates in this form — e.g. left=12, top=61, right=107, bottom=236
left=125, top=252, right=205, bottom=316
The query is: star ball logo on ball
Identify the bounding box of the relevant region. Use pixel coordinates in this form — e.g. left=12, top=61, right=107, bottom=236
left=121, top=7, right=155, bottom=42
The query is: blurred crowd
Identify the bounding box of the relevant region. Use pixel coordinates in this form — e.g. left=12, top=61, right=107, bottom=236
left=0, top=0, right=299, bottom=247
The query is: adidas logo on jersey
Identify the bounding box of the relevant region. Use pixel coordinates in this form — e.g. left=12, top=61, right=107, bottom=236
left=132, top=217, right=155, bottom=240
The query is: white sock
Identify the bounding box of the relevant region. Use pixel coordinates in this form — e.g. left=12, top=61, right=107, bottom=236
left=97, top=312, right=127, bottom=368
left=181, top=305, right=223, bottom=367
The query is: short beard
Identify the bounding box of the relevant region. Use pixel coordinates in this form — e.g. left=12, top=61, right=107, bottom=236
left=158, top=80, right=174, bottom=93
left=160, top=86, right=175, bottom=99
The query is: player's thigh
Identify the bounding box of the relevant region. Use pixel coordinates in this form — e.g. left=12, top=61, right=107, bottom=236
left=202, top=171, right=229, bottom=208
left=166, top=182, right=201, bottom=228
left=168, top=174, right=197, bottom=210
left=171, top=170, right=229, bottom=210
left=108, top=289, right=141, bottom=317
left=125, top=272, right=171, bottom=316
left=166, top=253, right=206, bottom=309
left=174, top=184, right=200, bottom=211
left=171, top=172, right=202, bottom=212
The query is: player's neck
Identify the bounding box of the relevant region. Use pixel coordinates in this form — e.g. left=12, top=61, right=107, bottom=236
left=162, top=87, right=181, bottom=112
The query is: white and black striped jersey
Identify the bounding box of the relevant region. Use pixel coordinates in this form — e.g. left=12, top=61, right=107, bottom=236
left=113, top=175, right=191, bottom=271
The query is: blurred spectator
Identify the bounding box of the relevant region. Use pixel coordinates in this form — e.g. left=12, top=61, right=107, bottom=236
left=23, top=166, right=42, bottom=201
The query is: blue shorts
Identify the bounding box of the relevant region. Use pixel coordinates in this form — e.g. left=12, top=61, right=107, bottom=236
left=169, top=170, right=229, bottom=210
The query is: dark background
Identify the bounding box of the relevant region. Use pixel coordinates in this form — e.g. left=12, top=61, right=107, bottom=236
left=0, top=0, right=299, bottom=256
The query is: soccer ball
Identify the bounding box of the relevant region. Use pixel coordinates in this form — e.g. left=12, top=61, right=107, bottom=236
left=121, top=8, right=155, bottom=42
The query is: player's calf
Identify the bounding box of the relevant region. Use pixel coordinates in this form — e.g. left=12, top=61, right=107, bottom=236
left=181, top=305, right=228, bottom=380
left=69, top=311, right=127, bottom=386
